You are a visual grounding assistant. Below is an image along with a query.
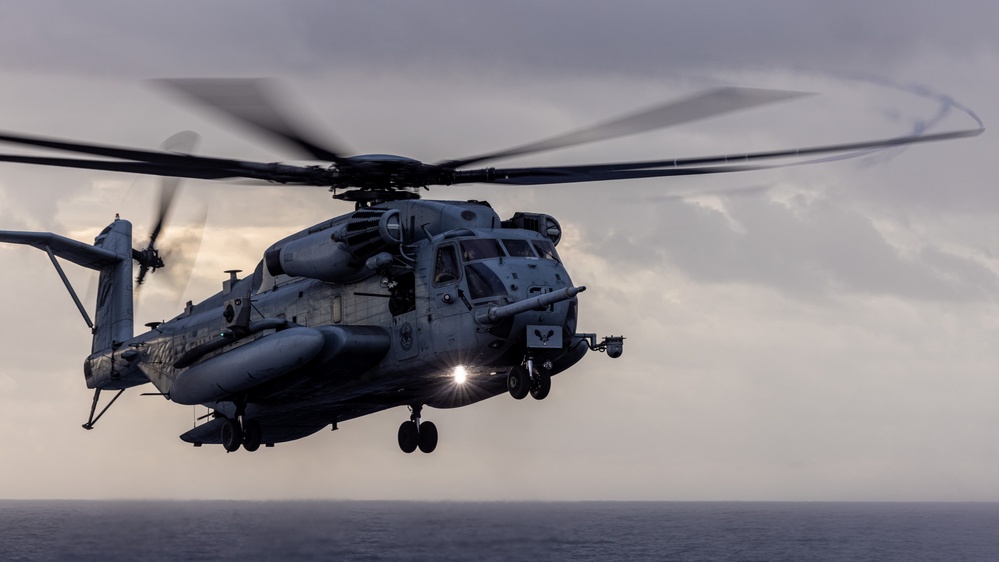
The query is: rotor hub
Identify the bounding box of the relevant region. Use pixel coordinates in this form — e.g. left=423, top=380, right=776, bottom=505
left=334, top=188, right=421, bottom=205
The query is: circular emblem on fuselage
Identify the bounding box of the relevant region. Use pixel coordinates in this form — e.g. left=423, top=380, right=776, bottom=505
left=399, top=322, right=414, bottom=351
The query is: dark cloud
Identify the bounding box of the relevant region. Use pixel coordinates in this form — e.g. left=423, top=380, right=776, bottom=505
left=2, top=2, right=999, bottom=79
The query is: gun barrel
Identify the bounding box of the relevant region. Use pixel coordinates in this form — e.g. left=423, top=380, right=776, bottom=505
left=479, top=286, right=585, bottom=323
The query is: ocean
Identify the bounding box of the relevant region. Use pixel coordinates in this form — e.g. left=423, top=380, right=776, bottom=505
left=1, top=501, right=997, bottom=561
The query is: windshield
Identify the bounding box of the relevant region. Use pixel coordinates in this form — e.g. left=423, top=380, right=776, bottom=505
left=502, top=239, right=536, bottom=258
left=460, top=239, right=504, bottom=262
left=465, top=262, right=507, bottom=300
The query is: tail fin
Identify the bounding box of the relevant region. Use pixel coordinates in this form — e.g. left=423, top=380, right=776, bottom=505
left=91, top=219, right=134, bottom=352
left=0, top=217, right=134, bottom=352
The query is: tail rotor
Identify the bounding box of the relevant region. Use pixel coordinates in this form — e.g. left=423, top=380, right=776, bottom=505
left=133, top=132, right=201, bottom=291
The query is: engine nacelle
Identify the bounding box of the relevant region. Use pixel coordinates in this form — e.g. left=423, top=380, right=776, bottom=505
left=265, top=208, right=402, bottom=282
left=503, top=212, right=562, bottom=246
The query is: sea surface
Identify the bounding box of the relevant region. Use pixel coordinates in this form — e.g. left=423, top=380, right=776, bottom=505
left=1, top=501, right=997, bottom=561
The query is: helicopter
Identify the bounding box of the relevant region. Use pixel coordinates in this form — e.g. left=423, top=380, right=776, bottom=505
left=0, top=80, right=983, bottom=453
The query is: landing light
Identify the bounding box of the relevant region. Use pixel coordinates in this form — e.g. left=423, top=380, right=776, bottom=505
left=453, top=365, right=469, bottom=385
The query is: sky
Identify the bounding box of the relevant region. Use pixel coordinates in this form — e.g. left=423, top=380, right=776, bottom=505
left=0, top=1, right=998, bottom=501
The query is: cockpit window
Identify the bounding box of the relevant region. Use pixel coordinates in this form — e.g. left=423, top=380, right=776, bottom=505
left=434, top=245, right=460, bottom=285
left=460, top=239, right=504, bottom=262
left=502, top=239, right=536, bottom=258
left=532, top=239, right=559, bottom=262
left=465, top=262, right=508, bottom=300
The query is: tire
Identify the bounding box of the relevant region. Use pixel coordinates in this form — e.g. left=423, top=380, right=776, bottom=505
left=507, top=366, right=530, bottom=400
left=398, top=420, right=419, bottom=453
left=418, top=421, right=438, bottom=453
left=242, top=419, right=262, bottom=452
left=221, top=418, right=243, bottom=452
left=530, top=372, right=552, bottom=400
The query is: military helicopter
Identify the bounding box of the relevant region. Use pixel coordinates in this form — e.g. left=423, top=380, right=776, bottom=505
left=0, top=80, right=983, bottom=453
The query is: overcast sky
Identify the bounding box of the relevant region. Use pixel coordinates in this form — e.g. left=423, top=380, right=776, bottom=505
left=1, top=2, right=998, bottom=501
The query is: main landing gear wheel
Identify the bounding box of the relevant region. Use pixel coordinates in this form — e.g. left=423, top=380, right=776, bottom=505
left=242, top=419, right=262, bottom=452
left=417, top=421, right=438, bottom=453
left=530, top=371, right=552, bottom=400
left=507, top=365, right=531, bottom=400
left=398, top=405, right=439, bottom=454
left=221, top=418, right=243, bottom=453
left=398, top=420, right=419, bottom=453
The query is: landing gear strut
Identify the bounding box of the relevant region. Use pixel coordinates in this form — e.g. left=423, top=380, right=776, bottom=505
left=398, top=405, right=438, bottom=454
left=81, top=388, right=126, bottom=430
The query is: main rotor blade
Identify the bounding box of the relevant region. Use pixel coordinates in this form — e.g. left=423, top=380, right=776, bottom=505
left=443, top=87, right=811, bottom=169
left=455, top=163, right=769, bottom=185
left=454, top=126, right=984, bottom=186
left=0, top=137, right=338, bottom=185
left=0, top=130, right=243, bottom=170
left=154, top=78, right=351, bottom=163
left=568, top=128, right=985, bottom=173
left=0, top=153, right=241, bottom=179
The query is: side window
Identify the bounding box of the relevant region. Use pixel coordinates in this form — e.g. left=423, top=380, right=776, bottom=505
left=332, top=295, right=342, bottom=324
left=434, top=245, right=460, bottom=285
left=532, top=239, right=560, bottom=262
left=389, top=272, right=416, bottom=316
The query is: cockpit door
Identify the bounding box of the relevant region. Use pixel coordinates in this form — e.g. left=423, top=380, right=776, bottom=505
left=428, top=242, right=470, bottom=353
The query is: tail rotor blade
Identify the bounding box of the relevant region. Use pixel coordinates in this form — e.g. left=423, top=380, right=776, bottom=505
left=135, top=132, right=200, bottom=287
left=149, top=131, right=199, bottom=249
left=158, top=206, right=207, bottom=303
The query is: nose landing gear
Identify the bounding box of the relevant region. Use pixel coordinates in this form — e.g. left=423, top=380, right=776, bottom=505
left=507, top=357, right=552, bottom=401
left=530, top=369, right=551, bottom=400
left=507, top=365, right=531, bottom=400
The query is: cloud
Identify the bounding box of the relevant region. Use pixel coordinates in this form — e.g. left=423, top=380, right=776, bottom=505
left=3, top=2, right=999, bottom=80
left=599, top=192, right=999, bottom=301
left=0, top=2, right=998, bottom=501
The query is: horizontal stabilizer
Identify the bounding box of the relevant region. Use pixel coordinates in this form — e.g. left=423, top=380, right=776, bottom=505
left=0, top=230, right=120, bottom=269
